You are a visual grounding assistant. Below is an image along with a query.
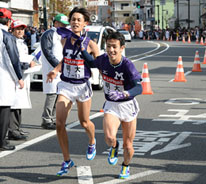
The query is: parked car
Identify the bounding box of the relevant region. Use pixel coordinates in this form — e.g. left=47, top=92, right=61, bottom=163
left=118, top=30, right=132, bottom=42
left=84, top=25, right=116, bottom=89
left=30, top=25, right=125, bottom=90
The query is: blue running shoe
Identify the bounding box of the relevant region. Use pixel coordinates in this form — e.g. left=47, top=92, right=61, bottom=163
left=119, top=165, right=130, bottom=179
left=108, top=140, right=119, bottom=165
left=86, top=139, right=96, bottom=160
left=56, top=160, right=74, bottom=176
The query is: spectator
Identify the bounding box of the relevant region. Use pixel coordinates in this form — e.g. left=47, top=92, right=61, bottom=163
left=30, top=28, right=38, bottom=53
left=0, top=8, right=24, bottom=151
left=8, top=20, right=36, bottom=141
left=40, top=13, right=69, bottom=129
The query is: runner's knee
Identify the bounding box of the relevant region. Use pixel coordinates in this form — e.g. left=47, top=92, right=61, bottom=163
left=80, top=120, right=90, bottom=129
left=123, top=141, right=133, bottom=151
left=56, top=118, right=66, bottom=130
left=105, top=135, right=116, bottom=145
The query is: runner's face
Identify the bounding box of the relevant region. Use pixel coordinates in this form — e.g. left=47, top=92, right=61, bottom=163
left=106, top=39, right=124, bottom=64
left=70, top=12, right=87, bottom=35
left=13, top=26, right=25, bottom=39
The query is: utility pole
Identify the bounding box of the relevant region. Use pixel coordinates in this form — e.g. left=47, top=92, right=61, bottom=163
left=151, top=0, right=154, bottom=31
left=157, top=5, right=160, bottom=28
left=199, top=0, right=201, bottom=27
left=162, top=5, right=164, bottom=29
left=177, top=0, right=179, bottom=28
left=43, top=0, right=47, bottom=30
left=188, top=0, right=190, bottom=28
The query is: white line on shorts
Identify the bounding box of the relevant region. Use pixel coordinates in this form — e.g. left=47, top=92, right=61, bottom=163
left=0, top=112, right=104, bottom=158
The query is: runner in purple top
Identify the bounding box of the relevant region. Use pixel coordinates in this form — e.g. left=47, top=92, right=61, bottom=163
left=47, top=7, right=99, bottom=176
left=81, top=31, right=142, bottom=179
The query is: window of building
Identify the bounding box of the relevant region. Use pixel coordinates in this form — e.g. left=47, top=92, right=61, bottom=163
left=121, top=3, right=129, bottom=10
left=123, top=13, right=129, bottom=17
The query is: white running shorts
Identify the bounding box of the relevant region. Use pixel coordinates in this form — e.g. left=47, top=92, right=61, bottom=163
left=103, top=98, right=140, bottom=122
left=57, top=80, right=93, bottom=103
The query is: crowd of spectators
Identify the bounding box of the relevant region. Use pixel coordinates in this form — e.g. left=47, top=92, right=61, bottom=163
left=8, top=23, right=206, bottom=56
left=9, top=25, right=45, bottom=54
left=135, top=26, right=206, bottom=42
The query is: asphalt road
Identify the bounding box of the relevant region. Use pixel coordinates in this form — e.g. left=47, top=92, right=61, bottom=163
left=0, top=39, right=206, bottom=184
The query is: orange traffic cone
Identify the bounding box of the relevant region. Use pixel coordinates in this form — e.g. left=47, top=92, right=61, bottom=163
left=170, top=36, right=173, bottom=41
left=196, top=37, right=199, bottom=44
left=100, top=109, right=104, bottom=112
left=202, top=49, right=206, bottom=64
left=143, top=36, right=146, bottom=40
left=141, top=63, right=153, bottom=95
left=173, top=56, right=187, bottom=82
left=192, top=50, right=202, bottom=72
left=200, top=37, right=204, bottom=45
left=163, top=36, right=165, bottom=41
left=176, top=36, right=179, bottom=42
left=188, top=35, right=191, bottom=43
left=182, top=36, right=185, bottom=43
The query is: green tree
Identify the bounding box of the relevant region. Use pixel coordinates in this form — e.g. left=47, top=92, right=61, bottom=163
left=49, top=0, right=71, bottom=19
left=125, top=16, right=135, bottom=25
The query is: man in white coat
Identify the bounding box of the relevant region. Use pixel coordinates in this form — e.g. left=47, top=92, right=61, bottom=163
left=0, top=8, right=24, bottom=151
left=41, top=13, right=69, bottom=129
left=8, top=20, right=36, bottom=140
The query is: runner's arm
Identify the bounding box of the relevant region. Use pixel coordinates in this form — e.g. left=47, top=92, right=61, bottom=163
left=81, top=49, right=96, bottom=68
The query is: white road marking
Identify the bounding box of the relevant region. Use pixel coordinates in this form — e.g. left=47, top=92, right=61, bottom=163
left=77, top=166, right=93, bottom=184
left=153, top=109, right=206, bottom=125
left=129, top=41, right=170, bottom=63
left=0, top=112, right=103, bottom=158
left=128, top=41, right=160, bottom=59
left=97, top=170, right=162, bottom=184
left=151, top=132, right=191, bottom=155
left=165, top=98, right=202, bottom=105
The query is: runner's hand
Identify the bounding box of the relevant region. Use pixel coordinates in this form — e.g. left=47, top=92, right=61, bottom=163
left=109, top=91, right=129, bottom=101
left=80, top=32, right=87, bottom=50
left=47, top=70, right=57, bottom=83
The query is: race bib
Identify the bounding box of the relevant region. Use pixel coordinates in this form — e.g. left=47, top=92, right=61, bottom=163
left=102, top=74, right=124, bottom=94
left=63, top=57, right=85, bottom=79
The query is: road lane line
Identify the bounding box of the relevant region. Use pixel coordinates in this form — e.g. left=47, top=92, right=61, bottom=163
left=128, top=41, right=160, bottom=59
left=97, top=169, right=162, bottom=184
left=0, top=112, right=103, bottom=158
left=77, top=166, right=93, bottom=184
left=131, top=42, right=170, bottom=63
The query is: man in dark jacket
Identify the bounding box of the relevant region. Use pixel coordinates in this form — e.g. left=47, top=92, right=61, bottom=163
left=0, top=8, right=24, bottom=151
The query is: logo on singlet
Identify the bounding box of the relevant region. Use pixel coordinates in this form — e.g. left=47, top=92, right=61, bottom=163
left=114, top=71, right=124, bottom=80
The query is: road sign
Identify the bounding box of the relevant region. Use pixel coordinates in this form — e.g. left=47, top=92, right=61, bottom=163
left=88, top=0, right=108, bottom=6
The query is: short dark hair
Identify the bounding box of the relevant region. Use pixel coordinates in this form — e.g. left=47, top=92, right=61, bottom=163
left=69, top=7, right=90, bottom=22
left=0, top=12, right=10, bottom=25
left=106, top=31, right=125, bottom=46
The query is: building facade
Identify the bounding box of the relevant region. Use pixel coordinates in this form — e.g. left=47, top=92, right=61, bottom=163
left=109, top=0, right=135, bottom=28
left=0, top=0, right=34, bottom=26
left=173, top=0, right=206, bottom=28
